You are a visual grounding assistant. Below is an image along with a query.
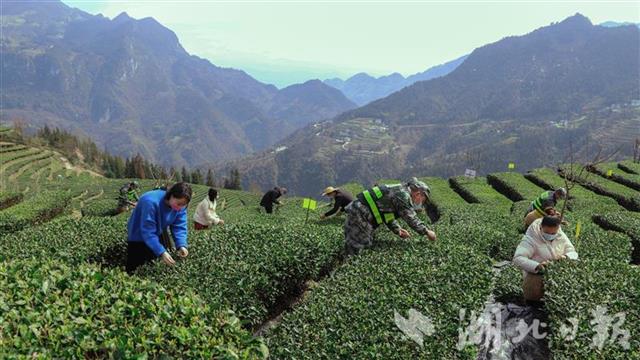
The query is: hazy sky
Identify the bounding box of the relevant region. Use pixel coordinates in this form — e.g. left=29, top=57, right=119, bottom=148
left=62, top=1, right=639, bottom=87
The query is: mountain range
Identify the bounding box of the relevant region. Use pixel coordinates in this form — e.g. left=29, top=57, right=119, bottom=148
left=323, top=55, right=467, bottom=106
left=599, top=21, right=640, bottom=28
left=0, top=0, right=356, bottom=166
left=2, top=3, right=638, bottom=196
left=216, top=14, right=640, bottom=196
left=323, top=20, right=640, bottom=108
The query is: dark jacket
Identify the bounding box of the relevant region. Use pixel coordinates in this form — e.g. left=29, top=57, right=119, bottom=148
left=324, top=190, right=354, bottom=217
left=260, top=188, right=283, bottom=207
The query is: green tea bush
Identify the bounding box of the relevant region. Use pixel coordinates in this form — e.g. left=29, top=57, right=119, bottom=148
left=0, top=216, right=128, bottom=267
left=81, top=198, right=118, bottom=217
left=487, top=172, right=545, bottom=202
left=0, top=190, right=72, bottom=236
left=592, top=211, right=640, bottom=241
left=0, top=144, right=27, bottom=153
left=449, top=176, right=512, bottom=208
left=376, top=178, right=402, bottom=185
left=618, top=160, right=640, bottom=175
left=137, top=221, right=344, bottom=328
left=559, top=223, right=631, bottom=264
left=0, top=259, right=268, bottom=359
left=0, top=191, right=23, bottom=210
left=492, top=263, right=524, bottom=304
left=559, top=165, right=640, bottom=211
left=589, top=162, right=640, bottom=191
left=0, top=147, right=41, bottom=164
left=592, top=211, right=640, bottom=264
left=438, top=205, right=519, bottom=261
left=419, top=176, right=468, bottom=220
left=267, top=239, right=493, bottom=359
left=511, top=200, right=531, bottom=220
left=6, top=151, right=53, bottom=174
left=545, top=259, right=640, bottom=359
left=337, top=182, right=365, bottom=197
left=16, top=155, right=53, bottom=183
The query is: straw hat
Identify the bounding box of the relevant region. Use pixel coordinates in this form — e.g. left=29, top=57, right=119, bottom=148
left=321, top=186, right=339, bottom=196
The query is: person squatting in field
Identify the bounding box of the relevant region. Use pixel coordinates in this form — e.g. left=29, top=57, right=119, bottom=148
left=513, top=215, right=578, bottom=302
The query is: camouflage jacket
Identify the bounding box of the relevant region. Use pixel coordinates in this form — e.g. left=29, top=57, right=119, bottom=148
left=356, top=184, right=430, bottom=236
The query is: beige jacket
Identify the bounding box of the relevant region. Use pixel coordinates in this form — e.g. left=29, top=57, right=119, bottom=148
left=513, top=218, right=578, bottom=274
left=193, top=197, right=221, bottom=226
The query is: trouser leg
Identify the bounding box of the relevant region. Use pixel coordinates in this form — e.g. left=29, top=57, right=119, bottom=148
left=523, top=272, right=544, bottom=301
left=264, top=203, right=273, bottom=214
left=126, top=242, right=156, bottom=274
left=344, top=212, right=374, bottom=256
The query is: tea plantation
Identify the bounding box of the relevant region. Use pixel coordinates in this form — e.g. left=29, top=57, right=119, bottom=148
left=1, top=141, right=639, bottom=359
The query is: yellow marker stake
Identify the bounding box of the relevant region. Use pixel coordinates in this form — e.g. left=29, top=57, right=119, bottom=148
left=302, top=198, right=316, bottom=223
left=607, top=170, right=613, bottom=177
left=575, top=221, right=582, bottom=239
left=508, top=162, right=515, bottom=170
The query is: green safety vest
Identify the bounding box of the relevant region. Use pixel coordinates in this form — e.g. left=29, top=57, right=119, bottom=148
left=127, top=190, right=138, bottom=202
left=361, top=186, right=396, bottom=225
left=532, top=191, right=552, bottom=215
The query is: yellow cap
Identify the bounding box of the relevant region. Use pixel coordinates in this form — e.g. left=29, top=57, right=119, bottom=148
left=321, top=186, right=338, bottom=196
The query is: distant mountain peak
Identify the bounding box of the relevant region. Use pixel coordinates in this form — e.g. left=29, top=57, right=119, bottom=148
left=280, top=79, right=325, bottom=91
left=303, top=79, right=323, bottom=85
left=113, top=12, right=133, bottom=23
left=350, top=72, right=375, bottom=81
left=557, top=13, right=592, bottom=28
left=139, top=16, right=165, bottom=27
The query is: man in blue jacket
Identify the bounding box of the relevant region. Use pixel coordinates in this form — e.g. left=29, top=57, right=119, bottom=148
left=126, top=182, right=192, bottom=273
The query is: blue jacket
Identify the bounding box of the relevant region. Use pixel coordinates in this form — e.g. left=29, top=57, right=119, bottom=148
left=127, top=190, right=188, bottom=257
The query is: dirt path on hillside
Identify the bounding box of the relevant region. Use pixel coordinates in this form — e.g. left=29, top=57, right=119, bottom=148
left=58, top=156, right=103, bottom=178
